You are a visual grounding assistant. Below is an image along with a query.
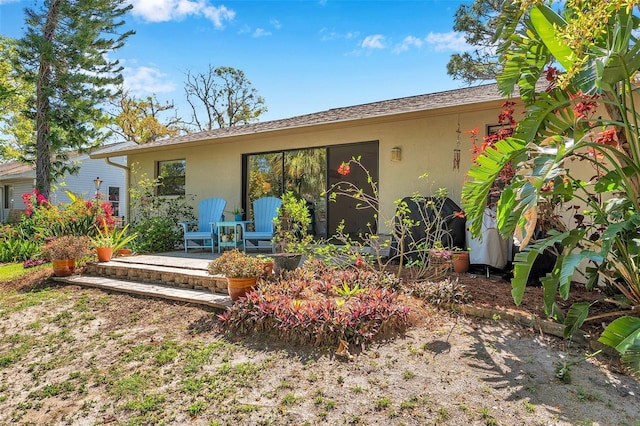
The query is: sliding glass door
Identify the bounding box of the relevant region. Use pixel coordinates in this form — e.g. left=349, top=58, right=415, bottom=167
left=243, top=141, right=378, bottom=240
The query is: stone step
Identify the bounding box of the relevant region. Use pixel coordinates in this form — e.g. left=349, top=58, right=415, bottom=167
left=54, top=275, right=232, bottom=310
left=85, top=258, right=228, bottom=295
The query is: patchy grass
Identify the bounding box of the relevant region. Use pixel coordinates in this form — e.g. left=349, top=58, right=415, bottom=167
left=0, top=274, right=639, bottom=425
left=0, top=262, right=49, bottom=282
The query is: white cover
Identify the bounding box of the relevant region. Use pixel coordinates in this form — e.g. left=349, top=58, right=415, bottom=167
left=466, top=207, right=512, bottom=269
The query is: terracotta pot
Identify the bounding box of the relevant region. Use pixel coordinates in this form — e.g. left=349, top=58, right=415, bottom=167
left=96, top=247, right=114, bottom=262
left=261, top=261, right=274, bottom=276
left=226, top=276, right=258, bottom=301
left=453, top=251, right=470, bottom=273
left=117, top=248, right=132, bottom=257
left=52, top=259, right=76, bottom=277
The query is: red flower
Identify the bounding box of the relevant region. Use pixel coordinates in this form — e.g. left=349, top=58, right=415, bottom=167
left=545, top=66, right=559, bottom=82
left=337, top=162, right=351, bottom=176
left=594, top=128, right=618, bottom=147
left=569, top=91, right=599, bottom=120
left=498, top=101, right=516, bottom=126
left=355, top=256, right=364, bottom=267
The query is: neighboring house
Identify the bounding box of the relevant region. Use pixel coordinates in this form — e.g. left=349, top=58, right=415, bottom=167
left=0, top=145, right=129, bottom=223
left=89, top=83, right=592, bottom=249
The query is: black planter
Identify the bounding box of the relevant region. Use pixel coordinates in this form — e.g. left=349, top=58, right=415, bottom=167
left=272, top=253, right=302, bottom=273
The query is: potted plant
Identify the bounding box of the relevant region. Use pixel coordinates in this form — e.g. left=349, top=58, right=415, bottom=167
left=452, top=248, right=470, bottom=273
left=232, top=206, right=243, bottom=221
left=90, top=220, right=138, bottom=262
left=40, top=235, right=91, bottom=276
left=271, top=192, right=313, bottom=272
left=257, top=254, right=274, bottom=276
left=207, top=249, right=264, bottom=301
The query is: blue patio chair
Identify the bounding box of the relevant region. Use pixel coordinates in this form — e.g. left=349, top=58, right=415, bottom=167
left=179, top=197, right=226, bottom=252
left=243, top=196, right=282, bottom=252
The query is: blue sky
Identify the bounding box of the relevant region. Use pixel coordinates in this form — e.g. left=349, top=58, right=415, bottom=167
left=0, top=0, right=474, bottom=122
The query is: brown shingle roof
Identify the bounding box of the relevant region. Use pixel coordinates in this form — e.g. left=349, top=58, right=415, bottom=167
left=0, top=161, right=32, bottom=177
left=92, top=83, right=505, bottom=157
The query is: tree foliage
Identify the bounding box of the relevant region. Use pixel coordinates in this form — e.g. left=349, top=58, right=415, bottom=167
left=446, top=0, right=507, bottom=84
left=462, top=0, right=640, bottom=374
left=184, top=65, right=267, bottom=131
left=109, top=89, right=185, bottom=144
left=0, top=36, right=34, bottom=163
left=16, top=0, right=134, bottom=198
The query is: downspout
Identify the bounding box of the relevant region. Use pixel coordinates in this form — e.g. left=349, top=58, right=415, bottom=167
left=104, top=157, right=131, bottom=223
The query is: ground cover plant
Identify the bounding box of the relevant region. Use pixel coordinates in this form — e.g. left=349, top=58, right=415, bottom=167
left=219, top=259, right=409, bottom=349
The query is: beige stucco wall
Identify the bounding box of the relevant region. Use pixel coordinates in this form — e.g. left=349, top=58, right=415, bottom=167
left=126, top=100, right=522, bottom=234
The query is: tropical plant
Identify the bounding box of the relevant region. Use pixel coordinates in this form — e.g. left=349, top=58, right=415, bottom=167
left=462, top=0, right=640, bottom=374
left=19, top=189, right=115, bottom=239
left=89, top=219, right=138, bottom=251
left=207, top=249, right=264, bottom=278
left=218, top=261, right=409, bottom=347
left=0, top=234, right=40, bottom=263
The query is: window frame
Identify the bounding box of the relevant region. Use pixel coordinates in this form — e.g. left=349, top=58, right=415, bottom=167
left=156, top=159, right=186, bottom=197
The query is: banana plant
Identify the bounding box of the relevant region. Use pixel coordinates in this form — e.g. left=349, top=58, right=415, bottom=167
left=463, top=1, right=640, bottom=374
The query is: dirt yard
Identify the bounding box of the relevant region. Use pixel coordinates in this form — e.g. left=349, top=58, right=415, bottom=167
left=0, top=267, right=638, bottom=425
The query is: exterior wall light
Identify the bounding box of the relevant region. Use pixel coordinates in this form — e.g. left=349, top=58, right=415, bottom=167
left=93, top=176, right=103, bottom=197
left=391, top=147, right=402, bottom=162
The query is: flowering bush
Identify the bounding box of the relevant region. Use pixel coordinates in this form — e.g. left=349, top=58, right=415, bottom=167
left=20, top=189, right=115, bottom=239
left=208, top=249, right=264, bottom=278
left=40, top=235, right=91, bottom=260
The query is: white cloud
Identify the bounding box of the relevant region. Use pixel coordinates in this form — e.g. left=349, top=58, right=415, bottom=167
left=424, top=31, right=470, bottom=52
left=361, top=34, right=385, bottom=50
left=319, top=28, right=359, bottom=42
left=393, top=35, right=423, bottom=53
left=270, top=19, right=281, bottom=30
left=128, top=0, right=235, bottom=27
left=252, top=28, right=271, bottom=38
left=122, top=66, right=176, bottom=95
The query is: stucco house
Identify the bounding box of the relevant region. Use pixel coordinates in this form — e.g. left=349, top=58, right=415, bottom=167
left=91, top=82, right=570, bottom=265
left=0, top=146, right=128, bottom=223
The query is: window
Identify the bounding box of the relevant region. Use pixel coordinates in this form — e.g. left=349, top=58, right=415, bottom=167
left=156, top=159, right=186, bottom=196
left=3, top=185, right=12, bottom=209
left=108, top=186, right=120, bottom=216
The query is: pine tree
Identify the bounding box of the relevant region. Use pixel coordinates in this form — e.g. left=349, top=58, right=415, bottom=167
left=17, top=0, right=134, bottom=198
left=446, top=0, right=506, bottom=84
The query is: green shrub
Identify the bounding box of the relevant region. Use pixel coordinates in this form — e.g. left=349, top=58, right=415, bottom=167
left=128, top=171, right=195, bottom=253
left=0, top=235, right=40, bottom=263
left=130, top=217, right=181, bottom=254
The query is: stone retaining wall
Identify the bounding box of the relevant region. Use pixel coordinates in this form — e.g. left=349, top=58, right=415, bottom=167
left=86, top=263, right=228, bottom=294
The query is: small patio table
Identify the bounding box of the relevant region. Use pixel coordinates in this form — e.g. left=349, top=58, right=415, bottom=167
left=217, top=220, right=252, bottom=253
